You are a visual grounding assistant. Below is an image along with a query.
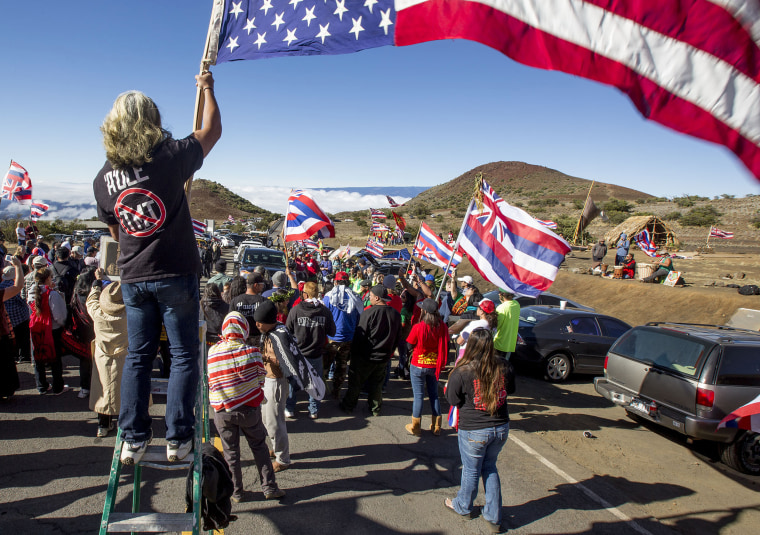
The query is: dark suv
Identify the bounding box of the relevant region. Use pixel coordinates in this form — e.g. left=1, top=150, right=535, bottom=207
left=234, top=247, right=286, bottom=279
left=595, top=323, right=760, bottom=474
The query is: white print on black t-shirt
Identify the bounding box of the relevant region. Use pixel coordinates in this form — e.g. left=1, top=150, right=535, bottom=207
left=296, top=317, right=326, bottom=327
left=115, top=188, right=166, bottom=238
left=103, top=167, right=149, bottom=195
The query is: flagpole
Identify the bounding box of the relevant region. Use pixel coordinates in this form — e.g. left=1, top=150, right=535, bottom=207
left=573, top=180, right=595, bottom=245
left=434, top=199, right=474, bottom=302
left=184, top=0, right=225, bottom=202
left=706, top=226, right=712, bottom=248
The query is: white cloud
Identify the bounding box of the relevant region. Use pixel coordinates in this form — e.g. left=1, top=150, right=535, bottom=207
left=232, top=186, right=411, bottom=215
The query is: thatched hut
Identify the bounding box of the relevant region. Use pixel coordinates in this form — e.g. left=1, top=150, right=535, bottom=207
left=605, top=215, right=679, bottom=249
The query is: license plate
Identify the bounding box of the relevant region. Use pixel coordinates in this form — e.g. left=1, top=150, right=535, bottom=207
left=629, top=399, right=650, bottom=414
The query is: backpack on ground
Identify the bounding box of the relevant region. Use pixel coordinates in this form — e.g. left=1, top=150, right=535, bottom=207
left=738, top=285, right=760, bottom=296
left=185, top=442, right=238, bottom=531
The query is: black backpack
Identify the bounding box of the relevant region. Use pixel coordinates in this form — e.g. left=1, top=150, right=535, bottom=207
left=185, top=443, right=238, bottom=531
left=738, top=285, right=760, bottom=296
left=51, top=262, right=77, bottom=305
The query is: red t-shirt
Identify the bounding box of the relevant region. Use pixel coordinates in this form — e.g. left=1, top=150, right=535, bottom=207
left=388, top=294, right=402, bottom=313
left=407, top=321, right=448, bottom=369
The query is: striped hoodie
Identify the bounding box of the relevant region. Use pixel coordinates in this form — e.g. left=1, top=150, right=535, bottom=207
left=208, top=312, right=265, bottom=412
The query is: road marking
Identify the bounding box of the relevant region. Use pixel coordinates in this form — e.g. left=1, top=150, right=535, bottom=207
left=510, top=435, right=654, bottom=535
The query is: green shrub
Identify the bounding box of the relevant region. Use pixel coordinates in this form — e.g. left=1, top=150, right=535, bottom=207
left=750, top=216, right=760, bottom=229
left=664, top=211, right=682, bottom=221
left=605, top=211, right=629, bottom=225
left=603, top=198, right=632, bottom=213
left=572, top=199, right=585, bottom=210
left=528, top=198, right=559, bottom=208
left=680, top=205, right=722, bottom=227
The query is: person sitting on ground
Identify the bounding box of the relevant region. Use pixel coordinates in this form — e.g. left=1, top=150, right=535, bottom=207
left=591, top=239, right=607, bottom=269
left=642, top=253, right=674, bottom=283
left=621, top=253, right=636, bottom=279
left=86, top=269, right=128, bottom=438
left=207, top=260, right=232, bottom=290
left=208, top=311, right=285, bottom=502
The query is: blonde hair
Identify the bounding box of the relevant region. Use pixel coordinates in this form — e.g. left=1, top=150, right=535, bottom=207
left=101, top=91, right=168, bottom=169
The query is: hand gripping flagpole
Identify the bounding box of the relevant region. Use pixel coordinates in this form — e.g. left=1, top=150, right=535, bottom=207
left=433, top=175, right=483, bottom=302
left=185, top=0, right=226, bottom=202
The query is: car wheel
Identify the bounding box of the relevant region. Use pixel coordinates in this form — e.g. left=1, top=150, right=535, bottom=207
left=544, top=353, right=572, bottom=383
left=719, top=432, right=760, bottom=475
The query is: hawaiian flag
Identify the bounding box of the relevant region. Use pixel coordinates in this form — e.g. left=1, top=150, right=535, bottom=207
left=3, top=161, right=33, bottom=205
left=301, top=238, right=319, bottom=249
left=413, top=222, right=462, bottom=270
left=536, top=219, right=558, bottom=230
left=365, top=239, right=384, bottom=258
left=285, top=189, right=335, bottom=242
left=457, top=179, right=570, bottom=297
left=392, top=211, right=406, bottom=231
left=634, top=229, right=660, bottom=257
left=227, top=215, right=235, bottom=223
left=30, top=200, right=50, bottom=222
left=371, top=221, right=391, bottom=233
left=717, top=394, right=760, bottom=433
left=369, top=208, right=387, bottom=219
left=710, top=226, right=735, bottom=239
left=192, top=218, right=207, bottom=236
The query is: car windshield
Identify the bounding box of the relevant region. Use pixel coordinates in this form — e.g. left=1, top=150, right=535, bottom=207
left=242, top=250, right=285, bottom=267
left=519, top=308, right=555, bottom=325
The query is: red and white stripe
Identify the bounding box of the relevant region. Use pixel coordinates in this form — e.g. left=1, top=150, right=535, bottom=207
left=536, top=219, right=558, bottom=230
left=710, top=226, right=735, bottom=238
left=395, top=0, right=760, bottom=181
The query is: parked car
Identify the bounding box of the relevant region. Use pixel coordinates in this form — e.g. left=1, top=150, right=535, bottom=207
left=234, top=247, right=287, bottom=279
left=482, top=290, right=594, bottom=312
left=218, top=235, right=235, bottom=248
left=515, top=306, right=631, bottom=382
left=226, top=233, right=247, bottom=246
left=595, top=322, right=760, bottom=475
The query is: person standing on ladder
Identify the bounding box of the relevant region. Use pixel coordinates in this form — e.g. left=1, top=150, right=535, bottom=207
left=93, top=71, right=222, bottom=465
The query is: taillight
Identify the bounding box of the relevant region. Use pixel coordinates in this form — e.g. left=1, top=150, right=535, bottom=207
left=696, top=387, right=715, bottom=410
left=604, top=355, right=609, bottom=370
left=516, top=334, right=525, bottom=346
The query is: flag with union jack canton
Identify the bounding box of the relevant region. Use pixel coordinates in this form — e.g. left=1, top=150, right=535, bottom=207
left=536, top=219, right=558, bottom=230
left=457, top=179, right=570, bottom=297
left=413, top=222, right=462, bottom=270
left=369, top=208, right=387, bottom=219
left=3, top=161, right=33, bottom=205
left=285, top=189, right=335, bottom=242
left=365, top=238, right=384, bottom=258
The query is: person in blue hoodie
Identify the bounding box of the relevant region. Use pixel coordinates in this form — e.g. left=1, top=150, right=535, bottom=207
left=322, top=271, right=362, bottom=399
left=615, top=233, right=630, bottom=266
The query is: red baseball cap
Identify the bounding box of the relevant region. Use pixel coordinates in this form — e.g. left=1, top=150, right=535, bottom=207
left=478, top=299, right=496, bottom=314
left=335, top=271, right=349, bottom=281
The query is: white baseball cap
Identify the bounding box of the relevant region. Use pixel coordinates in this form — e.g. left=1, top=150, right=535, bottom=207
left=457, top=275, right=473, bottom=285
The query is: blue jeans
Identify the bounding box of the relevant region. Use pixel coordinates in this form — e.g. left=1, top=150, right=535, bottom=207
left=453, top=423, right=510, bottom=525
left=410, top=365, right=440, bottom=418
left=286, top=356, right=323, bottom=415
left=120, top=274, right=200, bottom=443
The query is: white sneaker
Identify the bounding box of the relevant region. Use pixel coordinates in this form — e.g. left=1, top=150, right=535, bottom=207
left=78, top=389, right=90, bottom=399
left=167, top=439, right=193, bottom=462
left=284, top=410, right=295, bottom=418
left=120, top=431, right=152, bottom=465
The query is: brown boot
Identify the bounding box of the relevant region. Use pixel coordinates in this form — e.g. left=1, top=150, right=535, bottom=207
left=431, top=415, right=443, bottom=436
left=405, top=417, right=421, bottom=436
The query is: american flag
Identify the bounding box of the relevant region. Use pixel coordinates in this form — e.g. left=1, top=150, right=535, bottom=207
left=193, top=218, right=207, bottom=236
left=3, top=161, right=33, bottom=205
left=369, top=208, right=387, bottom=219
left=30, top=200, right=50, bottom=222
left=536, top=219, right=558, bottom=230
left=210, top=1, right=760, bottom=183
left=365, top=238, right=384, bottom=258
left=634, top=229, right=659, bottom=257
left=710, top=226, right=734, bottom=239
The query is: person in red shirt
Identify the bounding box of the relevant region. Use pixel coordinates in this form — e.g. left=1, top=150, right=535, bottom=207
left=405, top=298, right=449, bottom=437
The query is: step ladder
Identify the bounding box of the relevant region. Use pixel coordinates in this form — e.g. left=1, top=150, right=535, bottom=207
left=99, top=322, right=212, bottom=534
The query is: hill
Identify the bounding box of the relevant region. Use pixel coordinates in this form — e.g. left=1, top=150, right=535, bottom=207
left=188, top=178, right=276, bottom=222
left=404, top=161, right=655, bottom=212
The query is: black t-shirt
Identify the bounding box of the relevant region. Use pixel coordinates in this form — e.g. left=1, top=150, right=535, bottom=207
left=229, top=293, right=265, bottom=336
left=446, top=364, right=514, bottom=430
left=93, top=135, right=203, bottom=283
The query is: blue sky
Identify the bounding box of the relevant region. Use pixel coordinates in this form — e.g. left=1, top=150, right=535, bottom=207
left=1, top=1, right=757, bottom=217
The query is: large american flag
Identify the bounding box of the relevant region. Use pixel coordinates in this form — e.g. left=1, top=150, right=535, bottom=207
left=208, top=0, right=760, bottom=182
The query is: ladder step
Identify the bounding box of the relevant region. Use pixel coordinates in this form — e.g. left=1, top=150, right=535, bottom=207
left=107, top=512, right=194, bottom=532
left=139, top=445, right=195, bottom=464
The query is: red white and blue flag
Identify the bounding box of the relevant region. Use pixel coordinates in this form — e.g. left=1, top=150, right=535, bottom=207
left=634, top=229, right=659, bottom=257
left=457, top=179, right=570, bottom=297
left=371, top=221, right=391, bottom=233
left=227, top=215, right=235, bottom=223
left=386, top=195, right=403, bottom=207
left=710, top=227, right=734, bottom=239
left=301, top=238, right=319, bottom=249
left=30, top=200, right=50, bottom=222
left=210, top=1, right=760, bottom=183
left=365, top=239, right=384, bottom=258
left=369, top=208, right=387, bottom=219
left=3, top=161, right=33, bottom=205
left=192, top=218, right=207, bottom=236
left=413, top=222, right=462, bottom=269
left=285, top=189, right=335, bottom=242
left=718, top=394, right=760, bottom=433
left=536, top=219, right=558, bottom=230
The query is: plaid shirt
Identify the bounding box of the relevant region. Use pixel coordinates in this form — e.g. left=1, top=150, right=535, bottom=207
left=0, top=279, right=30, bottom=327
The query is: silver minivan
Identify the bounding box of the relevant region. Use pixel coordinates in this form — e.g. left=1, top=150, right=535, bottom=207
left=595, top=323, right=760, bottom=475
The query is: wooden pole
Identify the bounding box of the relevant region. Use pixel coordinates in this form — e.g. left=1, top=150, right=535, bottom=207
left=573, top=180, right=595, bottom=245
left=434, top=199, right=473, bottom=302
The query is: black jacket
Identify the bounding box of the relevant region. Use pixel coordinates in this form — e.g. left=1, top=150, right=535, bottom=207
left=286, top=301, right=336, bottom=360
left=351, top=305, right=402, bottom=362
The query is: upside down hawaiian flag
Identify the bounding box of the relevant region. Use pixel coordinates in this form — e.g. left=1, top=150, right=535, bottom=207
left=285, top=189, right=335, bottom=242
left=413, top=222, right=462, bottom=269
left=30, top=200, right=50, bottom=222
left=207, top=0, right=760, bottom=182
left=634, top=229, right=659, bottom=257
left=457, top=179, right=570, bottom=297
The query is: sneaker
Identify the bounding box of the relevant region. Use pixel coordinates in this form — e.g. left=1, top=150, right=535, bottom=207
left=231, top=495, right=243, bottom=504
left=264, top=488, right=286, bottom=500
left=39, top=385, right=52, bottom=395
left=284, top=409, right=295, bottom=419
left=97, top=422, right=117, bottom=438
left=121, top=431, right=152, bottom=465
left=309, top=412, right=318, bottom=420
left=167, top=438, right=193, bottom=462
left=78, top=388, right=90, bottom=399
left=52, top=385, right=70, bottom=396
